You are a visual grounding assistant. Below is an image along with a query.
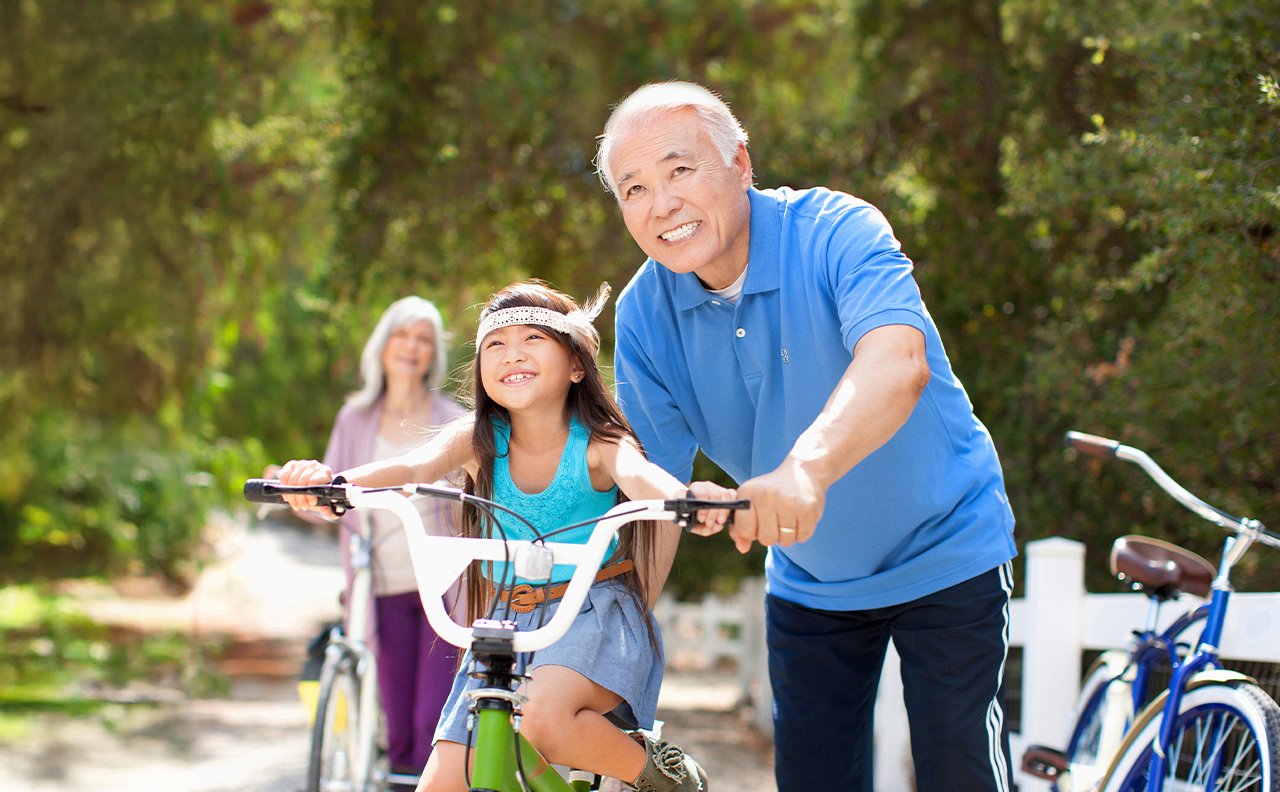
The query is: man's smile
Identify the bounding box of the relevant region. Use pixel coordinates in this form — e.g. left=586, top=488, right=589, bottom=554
left=660, top=221, right=700, bottom=242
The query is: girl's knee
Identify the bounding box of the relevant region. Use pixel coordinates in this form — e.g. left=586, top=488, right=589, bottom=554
left=517, top=696, right=573, bottom=755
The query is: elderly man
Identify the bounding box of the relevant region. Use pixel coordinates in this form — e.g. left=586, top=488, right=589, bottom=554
left=597, top=81, right=1017, bottom=791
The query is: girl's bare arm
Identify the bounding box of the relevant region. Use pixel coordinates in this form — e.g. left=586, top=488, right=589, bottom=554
left=343, top=413, right=477, bottom=485
left=276, top=415, right=477, bottom=513
left=591, top=435, right=736, bottom=603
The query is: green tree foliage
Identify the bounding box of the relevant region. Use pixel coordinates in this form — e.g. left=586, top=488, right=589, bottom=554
left=1, top=0, right=1275, bottom=596
left=0, top=1, right=221, bottom=417
left=0, top=1, right=341, bottom=579
left=1004, top=0, right=1279, bottom=588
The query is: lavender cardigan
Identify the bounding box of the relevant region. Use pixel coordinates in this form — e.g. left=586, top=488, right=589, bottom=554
left=322, top=393, right=468, bottom=641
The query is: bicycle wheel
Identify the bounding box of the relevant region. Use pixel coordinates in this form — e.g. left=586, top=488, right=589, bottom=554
left=1061, top=650, right=1135, bottom=791
left=308, top=650, right=365, bottom=792
left=1099, top=679, right=1280, bottom=792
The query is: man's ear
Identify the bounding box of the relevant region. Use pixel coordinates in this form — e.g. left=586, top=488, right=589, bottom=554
left=734, top=143, right=753, bottom=189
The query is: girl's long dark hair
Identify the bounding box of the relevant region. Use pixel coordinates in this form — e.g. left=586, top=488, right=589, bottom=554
left=461, top=280, right=661, bottom=645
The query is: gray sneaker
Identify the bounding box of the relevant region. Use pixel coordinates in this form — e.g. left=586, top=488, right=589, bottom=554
left=627, top=732, right=708, bottom=792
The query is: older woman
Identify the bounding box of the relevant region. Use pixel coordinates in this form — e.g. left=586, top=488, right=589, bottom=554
left=320, top=296, right=465, bottom=787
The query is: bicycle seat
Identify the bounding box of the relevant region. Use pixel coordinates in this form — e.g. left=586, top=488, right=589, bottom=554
left=1110, top=535, right=1215, bottom=600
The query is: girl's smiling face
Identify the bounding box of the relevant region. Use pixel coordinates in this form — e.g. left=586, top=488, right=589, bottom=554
left=479, top=324, right=583, bottom=413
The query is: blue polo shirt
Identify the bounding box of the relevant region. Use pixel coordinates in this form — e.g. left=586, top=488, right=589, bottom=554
left=614, top=186, right=1016, bottom=610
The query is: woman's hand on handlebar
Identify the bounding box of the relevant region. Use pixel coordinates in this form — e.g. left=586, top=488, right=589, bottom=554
left=684, top=480, right=739, bottom=536
left=277, top=459, right=339, bottom=518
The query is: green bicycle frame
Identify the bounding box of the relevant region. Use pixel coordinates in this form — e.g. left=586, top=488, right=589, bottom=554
left=463, top=621, right=595, bottom=792
left=467, top=706, right=592, bottom=792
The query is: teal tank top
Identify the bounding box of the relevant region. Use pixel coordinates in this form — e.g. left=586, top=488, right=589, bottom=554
left=487, top=416, right=620, bottom=585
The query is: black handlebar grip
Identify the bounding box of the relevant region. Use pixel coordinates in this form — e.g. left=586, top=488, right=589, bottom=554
left=665, top=498, right=753, bottom=511
left=243, top=478, right=286, bottom=504
left=1064, top=431, right=1121, bottom=459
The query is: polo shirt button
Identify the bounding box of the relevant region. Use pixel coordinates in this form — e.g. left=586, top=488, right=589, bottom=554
left=735, top=328, right=746, bottom=338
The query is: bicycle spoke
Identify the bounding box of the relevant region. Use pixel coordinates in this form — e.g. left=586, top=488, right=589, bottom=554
left=1227, top=740, right=1264, bottom=790
left=1212, top=717, right=1262, bottom=792
left=1154, top=707, right=1266, bottom=792
left=1184, top=710, right=1218, bottom=785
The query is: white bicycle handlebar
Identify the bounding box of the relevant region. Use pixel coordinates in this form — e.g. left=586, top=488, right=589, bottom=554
left=347, top=487, right=683, bottom=654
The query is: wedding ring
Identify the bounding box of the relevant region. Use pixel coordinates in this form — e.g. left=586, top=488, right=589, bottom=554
left=779, top=526, right=796, bottom=534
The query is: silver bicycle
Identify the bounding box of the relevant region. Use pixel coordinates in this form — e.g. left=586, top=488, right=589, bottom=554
left=252, top=484, right=417, bottom=792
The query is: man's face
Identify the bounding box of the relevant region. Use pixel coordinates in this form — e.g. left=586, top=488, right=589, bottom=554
left=608, top=109, right=752, bottom=290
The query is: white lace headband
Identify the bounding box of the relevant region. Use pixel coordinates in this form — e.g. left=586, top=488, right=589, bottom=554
left=475, top=284, right=612, bottom=356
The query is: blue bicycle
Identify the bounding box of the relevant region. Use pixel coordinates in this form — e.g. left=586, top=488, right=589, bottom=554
left=1022, top=431, right=1280, bottom=792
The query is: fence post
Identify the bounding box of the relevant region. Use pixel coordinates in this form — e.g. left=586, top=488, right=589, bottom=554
left=737, top=577, right=773, bottom=736
left=1021, top=537, right=1086, bottom=750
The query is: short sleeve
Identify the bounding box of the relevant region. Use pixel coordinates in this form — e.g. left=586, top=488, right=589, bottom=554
left=825, top=205, right=927, bottom=353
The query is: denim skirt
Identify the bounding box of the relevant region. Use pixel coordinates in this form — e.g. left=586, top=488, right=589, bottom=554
left=433, top=579, right=664, bottom=746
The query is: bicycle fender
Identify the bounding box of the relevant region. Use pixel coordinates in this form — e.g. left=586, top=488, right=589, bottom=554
left=1185, top=668, right=1255, bottom=686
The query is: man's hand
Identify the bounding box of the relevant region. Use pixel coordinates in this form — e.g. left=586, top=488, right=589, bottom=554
left=276, top=459, right=339, bottom=518
left=731, top=458, right=826, bottom=553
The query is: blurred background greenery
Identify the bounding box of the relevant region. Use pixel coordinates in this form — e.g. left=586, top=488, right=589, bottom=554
left=1, top=0, right=1276, bottom=610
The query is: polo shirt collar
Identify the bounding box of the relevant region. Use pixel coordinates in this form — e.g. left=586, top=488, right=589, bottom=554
left=743, top=187, right=780, bottom=295
left=666, top=187, right=780, bottom=310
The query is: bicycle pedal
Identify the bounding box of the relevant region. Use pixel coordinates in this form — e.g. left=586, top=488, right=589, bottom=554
left=1020, top=744, right=1068, bottom=780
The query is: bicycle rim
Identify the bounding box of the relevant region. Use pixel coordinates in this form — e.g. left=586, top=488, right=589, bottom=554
left=1063, top=651, right=1135, bottom=792
left=308, top=654, right=364, bottom=792
left=1100, top=681, right=1280, bottom=792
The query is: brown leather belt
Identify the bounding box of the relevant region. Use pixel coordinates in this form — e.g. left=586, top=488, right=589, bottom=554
left=499, top=560, right=635, bottom=614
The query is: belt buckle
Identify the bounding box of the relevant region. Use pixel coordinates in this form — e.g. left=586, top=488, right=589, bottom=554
left=508, top=583, right=539, bottom=614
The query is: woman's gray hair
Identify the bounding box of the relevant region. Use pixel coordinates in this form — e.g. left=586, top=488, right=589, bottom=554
left=347, top=296, right=450, bottom=410
left=594, top=81, right=749, bottom=197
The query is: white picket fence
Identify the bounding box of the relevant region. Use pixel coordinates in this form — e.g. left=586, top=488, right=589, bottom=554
left=654, top=537, right=1280, bottom=791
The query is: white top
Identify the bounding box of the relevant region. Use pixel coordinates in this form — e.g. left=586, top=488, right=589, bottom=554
left=707, top=265, right=748, bottom=303
left=369, top=434, right=452, bottom=596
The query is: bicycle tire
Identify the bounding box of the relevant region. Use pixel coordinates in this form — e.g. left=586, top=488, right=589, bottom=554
left=308, top=650, right=366, bottom=792
left=1099, top=678, right=1280, bottom=792
left=1060, top=650, right=1135, bottom=791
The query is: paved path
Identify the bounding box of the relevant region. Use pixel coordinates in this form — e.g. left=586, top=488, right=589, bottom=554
left=0, top=512, right=774, bottom=791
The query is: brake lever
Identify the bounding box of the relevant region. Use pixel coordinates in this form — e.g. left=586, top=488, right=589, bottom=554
left=665, top=497, right=752, bottom=532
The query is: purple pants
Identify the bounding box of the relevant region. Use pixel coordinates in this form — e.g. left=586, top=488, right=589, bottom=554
left=374, top=591, right=459, bottom=773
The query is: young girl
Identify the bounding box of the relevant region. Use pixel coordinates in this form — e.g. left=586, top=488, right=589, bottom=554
left=277, top=281, right=732, bottom=792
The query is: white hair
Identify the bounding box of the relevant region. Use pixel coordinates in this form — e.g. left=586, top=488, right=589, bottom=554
left=594, top=81, right=750, bottom=196
left=347, top=296, right=450, bottom=410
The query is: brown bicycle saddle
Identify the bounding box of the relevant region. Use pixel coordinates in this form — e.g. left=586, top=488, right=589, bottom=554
left=1110, top=535, right=1216, bottom=600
